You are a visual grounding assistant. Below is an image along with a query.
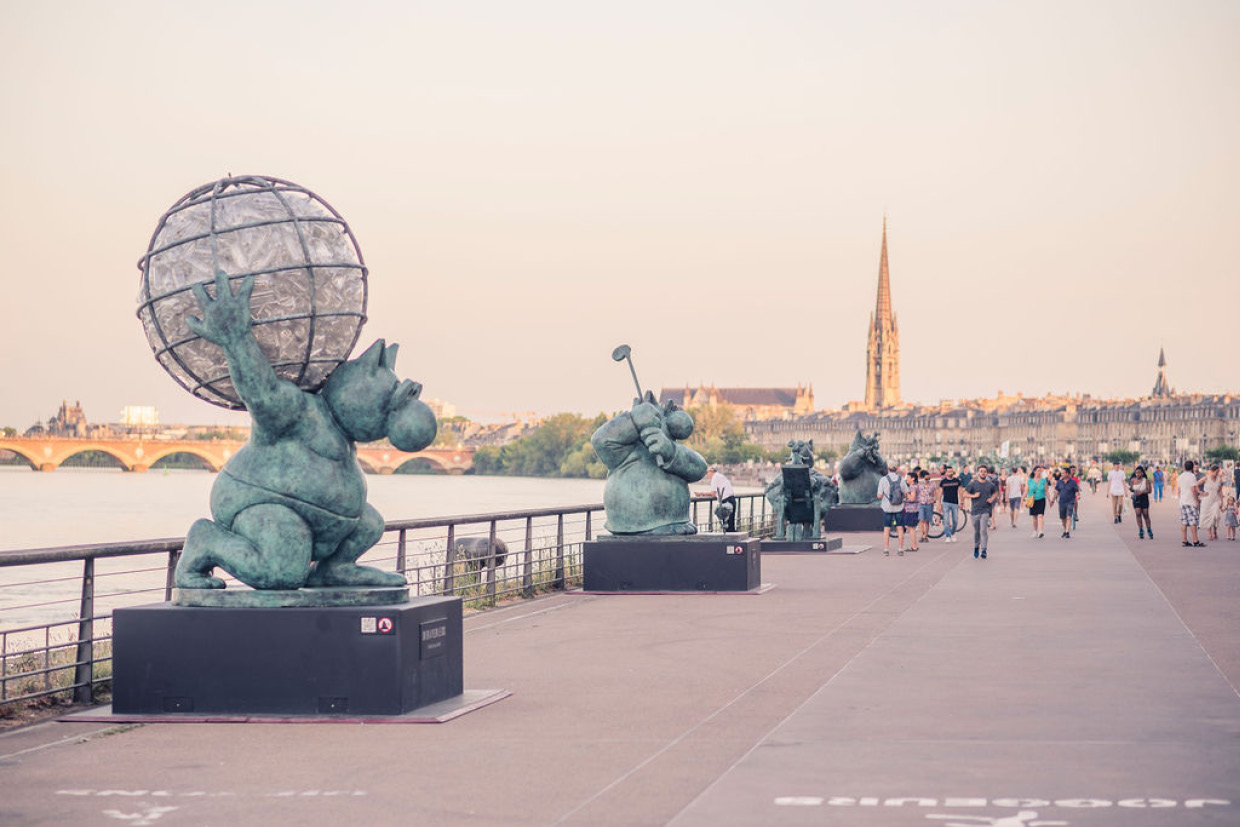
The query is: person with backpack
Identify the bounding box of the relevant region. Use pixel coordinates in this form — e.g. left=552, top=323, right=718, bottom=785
left=876, top=462, right=910, bottom=556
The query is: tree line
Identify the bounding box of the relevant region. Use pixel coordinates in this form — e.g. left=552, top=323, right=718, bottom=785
left=471, top=405, right=791, bottom=479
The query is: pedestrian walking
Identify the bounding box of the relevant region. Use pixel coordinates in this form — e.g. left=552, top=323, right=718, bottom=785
left=1152, top=465, right=1165, bottom=502
left=916, top=470, right=935, bottom=542
left=1051, top=468, right=1081, bottom=539
left=1107, top=461, right=1127, bottom=523
left=903, top=471, right=921, bottom=551
left=876, top=462, right=910, bottom=556
left=961, top=465, right=999, bottom=559
left=1087, top=464, right=1102, bottom=495
left=1178, top=460, right=1205, bottom=547
left=1005, top=467, right=1025, bottom=528
left=1224, top=494, right=1237, bottom=542
left=1200, top=465, right=1225, bottom=542
left=1128, top=465, right=1153, bottom=540
left=1025, top=465, right=1049, bottom=538
left=938, top=466, right=962, bottom=543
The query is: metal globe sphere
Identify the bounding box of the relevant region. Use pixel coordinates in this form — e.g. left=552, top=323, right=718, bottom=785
left=137, top=175, right=368, bottom=410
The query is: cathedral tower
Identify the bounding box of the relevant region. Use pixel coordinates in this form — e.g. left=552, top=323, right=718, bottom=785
left=1151, top=347, right=1172, bottom=398
left=864, top=216, right=901, bottom=409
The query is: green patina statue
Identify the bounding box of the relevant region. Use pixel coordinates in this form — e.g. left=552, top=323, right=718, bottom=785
left=175, top=271, right=438, bottom=591
left=591, top=391, right=708, bottom=535
left=764, top=439, right=839, bottom=539
left=836, top=430, right=887, bottom=505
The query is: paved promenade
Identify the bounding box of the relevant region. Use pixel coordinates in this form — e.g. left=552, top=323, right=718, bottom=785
left=1, top=493, right=1237, bottom=826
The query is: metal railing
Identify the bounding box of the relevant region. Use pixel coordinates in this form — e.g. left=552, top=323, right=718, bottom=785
left=0, top=492, right=772, bottom=709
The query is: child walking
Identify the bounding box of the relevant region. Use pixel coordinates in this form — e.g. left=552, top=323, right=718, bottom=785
left=1226, top=495, right=1238, bottom=542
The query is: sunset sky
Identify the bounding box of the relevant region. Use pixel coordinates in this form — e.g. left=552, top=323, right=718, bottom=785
left=1, top=1, right=1236, bottom=430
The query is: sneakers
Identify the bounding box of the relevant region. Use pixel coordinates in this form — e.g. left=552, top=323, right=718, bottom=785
left=898, top=549, right=905, bottom=556
left=974, top=548, right=980, bottom=558
left=1038, top=532, right=1044, bottom=538
left=884, top=550, right=890, bottom=556
left=1139, top=530, right=1145, bottom=539
left=1148, top=532, right=1153, bottom=539
left=1031, top=531, right=1038, bottom=538
left=981, top=549, right=987, bottom=559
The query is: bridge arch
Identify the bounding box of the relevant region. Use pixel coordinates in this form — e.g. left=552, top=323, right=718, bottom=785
left=355, top=456, right=379, bottom=474
left=394, top=455, right=449, bottom=475
left=58, top=446, right=130, bottom=470
left=0, top=444, right=39, bottom=470
left=144, top=446, right=222, bottom=472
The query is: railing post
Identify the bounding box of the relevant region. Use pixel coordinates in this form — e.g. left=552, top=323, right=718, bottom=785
left=707, top=497, right=715, bottom=532
left=554, top=514, right=565, bottom=590
left=444, top=523, right=456, bottom=595
left=164, top=550, right=179, bottom=601
left=522, top=516, right=534, bottom=598
left=396, top=529, right=407, bottom=576
left=692, top=499, right=699, bottom=528
left=585, top=511, right=593, bottom=541
left=73, top=558, right=95, bottom=704
left=486, top=520, right=498, bottom=602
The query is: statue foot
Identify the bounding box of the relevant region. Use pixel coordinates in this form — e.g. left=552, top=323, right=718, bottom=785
left=177, top=570, right=226, bottom=589
left=641, top=522, right=698, bottom=536
left=306, top=562, right=407, bottom=588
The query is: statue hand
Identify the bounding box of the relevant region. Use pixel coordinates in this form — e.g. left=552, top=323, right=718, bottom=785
left=630, top=400, right=663, bottom=432
left=641, top=426, right=674, bottom=462
left=187, top=270, right=255, bottom=347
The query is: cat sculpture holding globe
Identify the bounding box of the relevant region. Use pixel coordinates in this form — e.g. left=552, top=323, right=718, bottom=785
left=175, top=270, right=437, bottom=592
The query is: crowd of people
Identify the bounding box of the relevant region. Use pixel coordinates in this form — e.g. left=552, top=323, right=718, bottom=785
left=865, top=459, right=1240, bottom=558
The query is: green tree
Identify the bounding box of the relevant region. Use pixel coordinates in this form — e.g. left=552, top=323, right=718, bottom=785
left=470, top=413, right=607, bottom=478
left=685, top=404, right=784, bottom=465
left=2, top=426, right=16, bottom=437
left=1104, top=449, right=1140, bottom=465
left=1205, top=445, right=1240, bottom=462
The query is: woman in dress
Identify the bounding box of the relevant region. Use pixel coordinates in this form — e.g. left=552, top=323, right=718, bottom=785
left=1025, top=465, right=1049, bottom=539
left=1128, top=465, right=1153, bottom=540
left=1199, top=465, right=1225, bottom=542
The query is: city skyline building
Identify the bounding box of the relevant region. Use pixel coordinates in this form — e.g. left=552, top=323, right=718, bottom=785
left=863, top=216, right=900, bottom=410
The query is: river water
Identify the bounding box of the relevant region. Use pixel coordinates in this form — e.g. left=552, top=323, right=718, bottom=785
left=0, top=466, right=610, bottom=551
left=0, top=467, right=611, bottom=630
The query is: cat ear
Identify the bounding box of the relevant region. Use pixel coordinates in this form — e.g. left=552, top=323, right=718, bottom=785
left=382, top=343, right=399, bottom=370
left=357, top=339, right=385, bottom=369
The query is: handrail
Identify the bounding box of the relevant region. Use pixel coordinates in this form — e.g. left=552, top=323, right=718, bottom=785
left=0, top=493, right=743, bottom=565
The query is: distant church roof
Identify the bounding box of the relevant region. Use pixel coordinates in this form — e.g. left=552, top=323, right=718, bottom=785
left=659, top=387, right=805, bottom=407
left=1151, top=347, right=1173, bottom=398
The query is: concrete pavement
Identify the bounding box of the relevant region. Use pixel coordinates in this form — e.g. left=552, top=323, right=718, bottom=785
left=1, top=492, right=1236, bottom=826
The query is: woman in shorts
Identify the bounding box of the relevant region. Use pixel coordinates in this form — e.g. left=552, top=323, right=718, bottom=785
left=1025, top=466, right=1049, bottom=538
left=903, top=472, right=921, bottom=551
left=1128, top=465, right=1153, bottom=540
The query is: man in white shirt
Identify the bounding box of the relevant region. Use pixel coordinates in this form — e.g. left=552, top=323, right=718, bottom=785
left=1178, top=460, right=1205, bottom=547
left=1107, top=462, right=1128, bottom=523
left=708, top=466, right=737, bottom=532
left=876, top=463, right=909, bottom=556
left=1005, top=467, right=1025, bottom=528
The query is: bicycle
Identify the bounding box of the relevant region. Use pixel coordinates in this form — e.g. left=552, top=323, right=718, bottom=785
left=926, top=508, right=968, bottom=539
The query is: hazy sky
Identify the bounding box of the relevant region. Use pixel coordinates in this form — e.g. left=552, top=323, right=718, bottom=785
left=1, top=1, right=1236, bottom=430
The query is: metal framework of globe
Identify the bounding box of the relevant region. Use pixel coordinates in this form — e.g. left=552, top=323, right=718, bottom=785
left=137, top=175, right=368, bottom=410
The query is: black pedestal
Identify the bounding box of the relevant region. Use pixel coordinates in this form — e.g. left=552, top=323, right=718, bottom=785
left=823, top=504, right=886, bottom=532
left=583, top=533, right=761, bottom=592
left=112, top=596, right=463, bottom=716
left=760, top=536, right=844, bottom=553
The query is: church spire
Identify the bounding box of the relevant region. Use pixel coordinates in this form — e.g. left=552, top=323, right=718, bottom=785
left=864, top=215, right=901, bottom=410
left=875, top=213, right=892, bottom=322
left=1151, top=347, right=1172, bottom=398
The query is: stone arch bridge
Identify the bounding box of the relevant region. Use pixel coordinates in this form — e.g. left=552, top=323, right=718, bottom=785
left=0, top=437, right=474, bottom=475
